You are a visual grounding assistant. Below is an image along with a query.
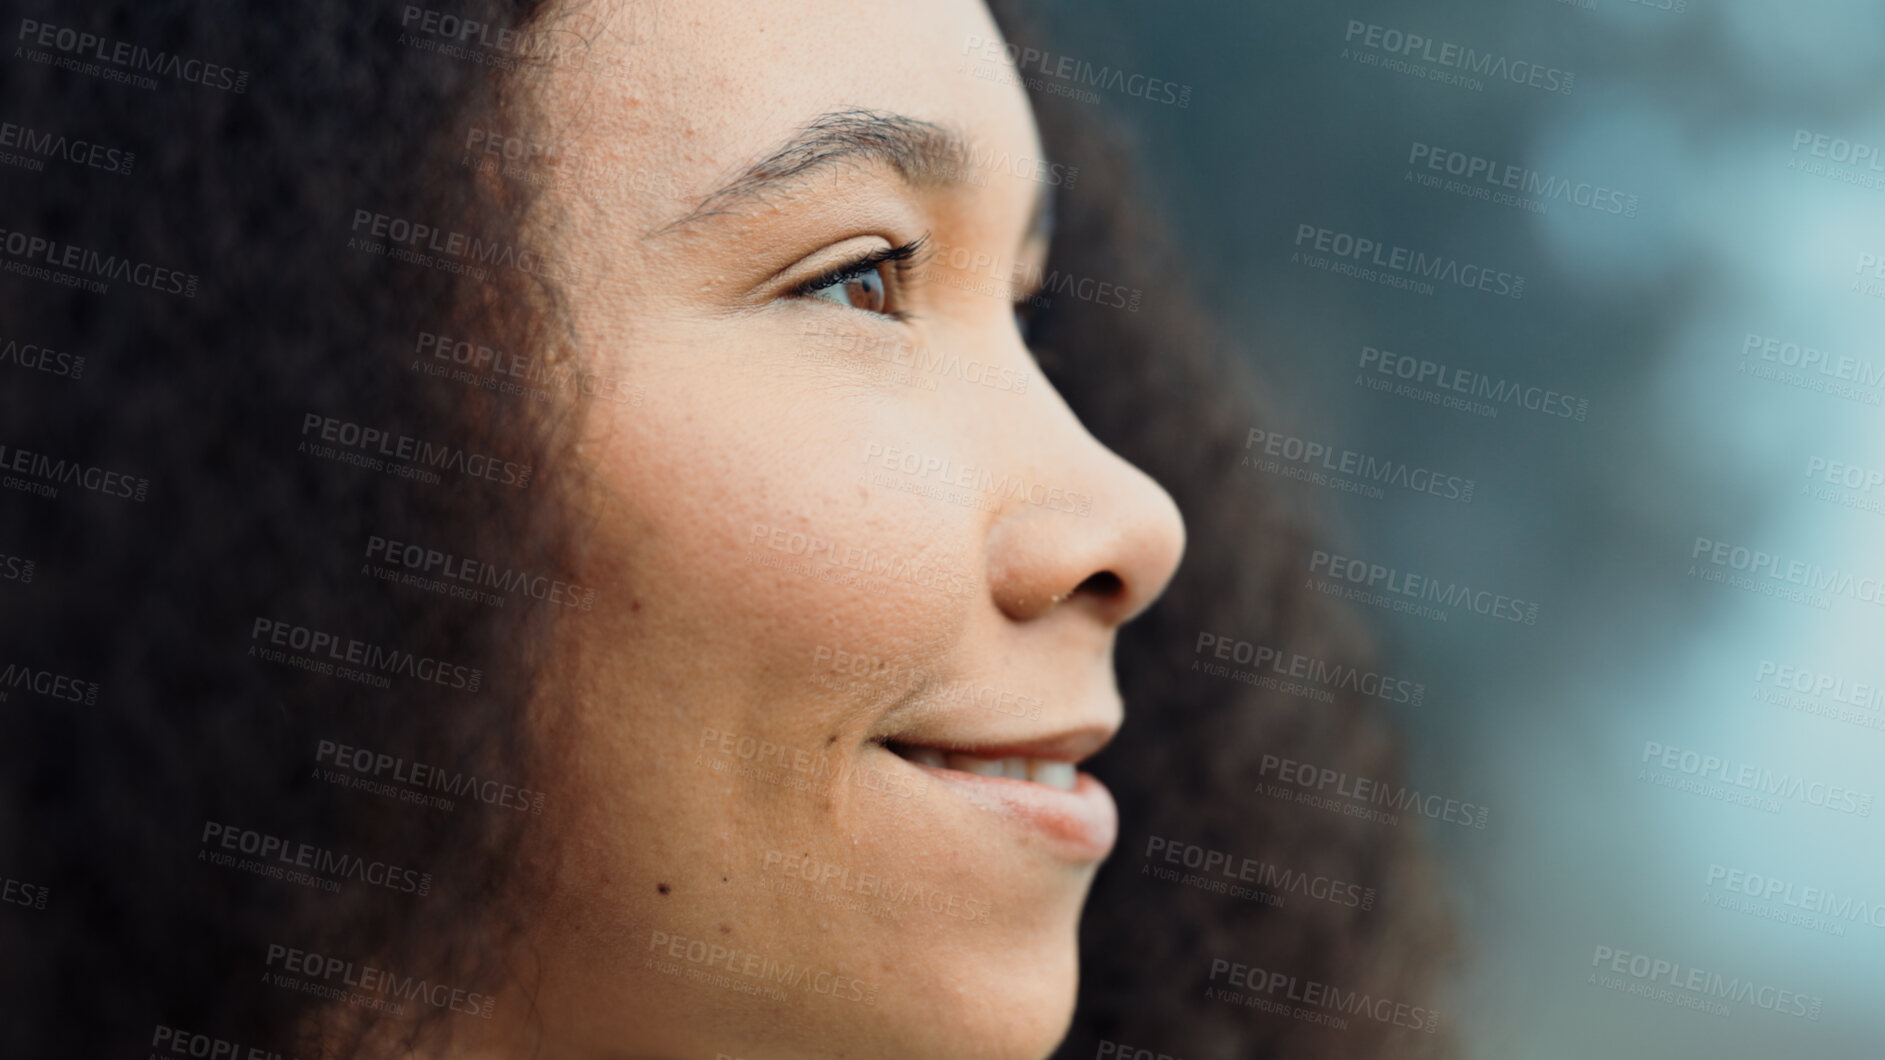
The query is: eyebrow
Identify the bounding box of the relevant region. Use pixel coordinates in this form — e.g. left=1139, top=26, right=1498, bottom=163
left=655, top=108, right=1054, bottom=244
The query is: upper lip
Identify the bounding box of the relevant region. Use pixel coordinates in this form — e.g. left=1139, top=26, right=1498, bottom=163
left=879, top=722, right=1118, bottom=766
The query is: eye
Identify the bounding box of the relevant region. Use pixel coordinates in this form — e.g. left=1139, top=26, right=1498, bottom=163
left=790, top=236, right=927, bottom=319
left=807, top=261, right=889, bottom=313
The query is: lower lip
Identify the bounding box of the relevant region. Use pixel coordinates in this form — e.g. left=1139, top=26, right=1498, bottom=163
left=911, top=763, right=1118, bottom=861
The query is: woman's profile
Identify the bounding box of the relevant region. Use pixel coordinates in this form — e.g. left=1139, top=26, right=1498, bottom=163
left=0, top=1, right=1448, bottom=1057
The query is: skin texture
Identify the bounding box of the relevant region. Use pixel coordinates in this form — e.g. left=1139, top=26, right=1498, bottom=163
left=459, top=2, right=1187, bottom=1056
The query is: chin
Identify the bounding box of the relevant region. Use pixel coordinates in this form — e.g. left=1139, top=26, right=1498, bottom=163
left=975, top=953, right=1082, bottom=1060
left=883, top=903, right=1086, bottom=1060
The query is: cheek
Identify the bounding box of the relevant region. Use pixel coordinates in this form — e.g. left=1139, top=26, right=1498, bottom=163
left=577, top=362, right=981, bottom=705
left=548, top=369, right=983, bottom=859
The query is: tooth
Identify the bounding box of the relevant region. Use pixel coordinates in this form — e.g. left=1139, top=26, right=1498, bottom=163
left=947, top=753, right=1007, bottom=777
left=1029, top=760, right=1076, bottom=791
left=1002, top=757, right=1030, bottom=780
left=904, top=746, right=947, bottom=769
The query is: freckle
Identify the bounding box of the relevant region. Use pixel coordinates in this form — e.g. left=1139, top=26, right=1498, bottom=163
left=630, top=599, right=642, bottom=612
left=657, top=882, right=671, bottom=895
left=719, top=924, right=731, bottom=935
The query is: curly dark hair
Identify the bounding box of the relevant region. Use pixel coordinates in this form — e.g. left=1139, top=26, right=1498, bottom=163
left=0, top=1, right=1452, bottom=1057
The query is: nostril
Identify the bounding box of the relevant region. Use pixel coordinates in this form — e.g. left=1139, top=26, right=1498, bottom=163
left=1072, top=570, right=1123, bottom=599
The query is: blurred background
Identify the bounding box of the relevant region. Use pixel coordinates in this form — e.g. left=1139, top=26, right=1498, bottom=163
left=1025, top=1, right=1885, bottom=1056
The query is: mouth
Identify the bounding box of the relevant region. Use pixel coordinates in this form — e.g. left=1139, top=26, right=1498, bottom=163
left=878, top=733, right=1119, bottom=861
left=886, top=742, right=1081, bottom=789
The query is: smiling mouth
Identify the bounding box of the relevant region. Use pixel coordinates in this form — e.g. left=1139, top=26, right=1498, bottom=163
left=877, top=735, right=1118, bottom=860
left=883, top=740, right=1078, bottom=790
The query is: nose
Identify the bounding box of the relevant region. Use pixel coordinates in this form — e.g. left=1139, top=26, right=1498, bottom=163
left=982, top=384, right=1186, bottom=628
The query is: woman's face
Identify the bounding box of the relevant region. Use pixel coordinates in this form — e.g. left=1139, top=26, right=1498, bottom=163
left=513, top=1, right=1185, bottom=1056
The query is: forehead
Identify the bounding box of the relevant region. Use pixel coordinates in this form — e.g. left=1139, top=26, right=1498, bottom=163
left=524, top=0, right=1040, bottom=224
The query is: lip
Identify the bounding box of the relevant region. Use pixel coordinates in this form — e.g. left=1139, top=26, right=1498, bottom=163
left=886, top=748, right=1119, bottom=862
left=868, top=688, right=1123, bottom=860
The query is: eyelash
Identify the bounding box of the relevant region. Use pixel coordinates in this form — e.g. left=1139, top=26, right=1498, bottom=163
left=790, top=235, right=930, bottom=316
